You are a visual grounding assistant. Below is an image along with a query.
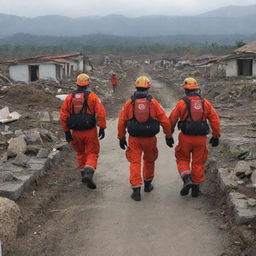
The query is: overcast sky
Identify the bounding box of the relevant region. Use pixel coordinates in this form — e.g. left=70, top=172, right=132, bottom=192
left=0, top=0, right=256, bottom=17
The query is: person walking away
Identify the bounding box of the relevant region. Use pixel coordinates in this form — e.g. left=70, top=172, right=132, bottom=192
left=60, top=73, right=106, bottom=189
left=118, top=76, right=173, bottom=201
left=169, top=77, right=220, bottom=197
left=110, top=74, right=118, bottom=93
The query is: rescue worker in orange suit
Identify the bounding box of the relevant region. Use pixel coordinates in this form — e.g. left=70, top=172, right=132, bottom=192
left=118, top=76, right=173, bottom=201
left=60, top=74, right=106, bottom=189
left=110, top=73, right=118, bottom=93
left=169, top=77, right=220, bottom=197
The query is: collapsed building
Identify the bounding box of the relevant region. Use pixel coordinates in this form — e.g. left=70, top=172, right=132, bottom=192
left=223, top=40, right=256, bottom=77
left=3, top=52, right=85, bottom=82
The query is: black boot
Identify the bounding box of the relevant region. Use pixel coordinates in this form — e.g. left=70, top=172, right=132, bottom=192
left=81, top=168, right=96, bottom=189
left=131, top=187, right=141, bottom=201
left=180, top=174, right=193, bottom=196
left=144, top=180, right=154, bottom=193
left=191, top=184, right=201, bottom=197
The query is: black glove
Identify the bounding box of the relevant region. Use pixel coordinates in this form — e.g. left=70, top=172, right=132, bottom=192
left=166, top=137, right=174, bottom=148
left=65, top=131, right=73, bottom=143
left=119, top=138, right=128, bottom=150
left=210, top=137, right=219, bottom=147
left=98, top=128, right=105, bottom=140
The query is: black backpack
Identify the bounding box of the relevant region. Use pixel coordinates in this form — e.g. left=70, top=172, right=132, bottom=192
left=67, top=90, right=96, bottom=130
left=177, top=95, right=209, bottom=136
left=126, top=95, right=160, bottom=137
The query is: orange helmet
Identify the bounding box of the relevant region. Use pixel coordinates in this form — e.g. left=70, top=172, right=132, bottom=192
left=183, top=77, right=200, bottom=90
left=135, top=76, right=151, bottom=88
left=75, top=73, right=90, bottom=86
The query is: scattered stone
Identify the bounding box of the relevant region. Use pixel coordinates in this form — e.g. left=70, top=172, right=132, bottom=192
left=0, top=197, right=21, bottom=255
left=250, top=171, right=256, bottom=187
left=0, top=152, right=8, bottom=163
left=1, top=131, right=13, bottom=136
left=48, top=150, right=61, bottom=164
left=228, top=192, right=256, bottom=225
left=38, top=111, right=51, bottom=122
left=0, top=162, right=23, bottom=174
left=14, top=129, right=24, bottom=136
left=13, top=153, right=29, bottom=167
left=234, top=161, right=252, bottom=178
left=0, top=181, right=25, bottom=200
left=39, top=128, right=57, bottom=142
left=26, top=145, right=41, bottom=155
left=24, top=129, right=42, bottom=144
left=218, top=168, right=238, bottom=191
left=7, top=136, right=27, bottom=157
left=0, top=139, right=7, bottom=147
left=4, top=125, right=9, bottom=132
left=51, top=111, right=60, bottom=122
left=247, top=198, right=256, bottom=207
left=0, top=172, right=18, bottom=183
left=27, top=157, right=49, bottom=176
left=37, top=148, right=49, bottom=158
left=237, top=180, right=244, bottom=185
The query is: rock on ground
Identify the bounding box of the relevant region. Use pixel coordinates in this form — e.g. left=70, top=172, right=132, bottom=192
left=0, top=197, right=21, bottom=255
left=7, top=136, right=27, bottom=157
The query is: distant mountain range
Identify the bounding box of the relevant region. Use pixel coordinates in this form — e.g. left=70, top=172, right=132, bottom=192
left=0, top=5, right=256, bottom=37
left=198, top=4, right=256, bottom=17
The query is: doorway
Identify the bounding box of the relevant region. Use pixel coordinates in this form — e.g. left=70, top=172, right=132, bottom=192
left=237, top=59, right=253, bottom=76
left=29, top=65, right=39, bottom=81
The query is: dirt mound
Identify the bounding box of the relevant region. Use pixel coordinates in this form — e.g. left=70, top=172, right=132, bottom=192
left=2, top=85, right=61, bottom=111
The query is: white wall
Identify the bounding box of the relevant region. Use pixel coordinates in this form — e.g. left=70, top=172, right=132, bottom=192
left=253, top=59, right=256, bottom=77
left=79, top=60, right=84, bottom=72
left=39, top=64, right=56, bottom=80
left=9, top=65, right=29, bottom=82
left=225, top=60, right=237, bottom=77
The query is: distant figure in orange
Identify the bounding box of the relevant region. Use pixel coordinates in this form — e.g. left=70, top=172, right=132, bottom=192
left=110, top=73, right=118, bottom=93
left=169, top=77, right=220, bottom=197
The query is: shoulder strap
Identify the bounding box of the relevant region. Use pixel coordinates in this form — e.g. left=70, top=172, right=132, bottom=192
left=146, top=95, right=153, bottom=101
left=182, top=95, right=205, bottom=121
left=181, top=96, right=192, bottom=121
left=81, top=91, right=91, bottom=113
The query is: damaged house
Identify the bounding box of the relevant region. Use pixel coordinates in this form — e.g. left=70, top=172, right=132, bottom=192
left=224, top=40, right=256, bottom=77
left=5, top=52, right=85, bottom=82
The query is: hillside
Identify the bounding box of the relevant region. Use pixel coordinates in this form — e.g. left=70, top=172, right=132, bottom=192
left=198, top=4, right=256, bottom=17
left=0, top=33, right=255, bottom=47
left=0, top=7, right=256, bottom=37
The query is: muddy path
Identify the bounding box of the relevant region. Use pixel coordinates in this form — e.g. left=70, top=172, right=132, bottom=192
left=13, top=72, right=229, bottom=256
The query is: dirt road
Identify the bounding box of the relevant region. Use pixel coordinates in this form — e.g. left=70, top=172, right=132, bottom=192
left=14, top=76, right=228, bottom=256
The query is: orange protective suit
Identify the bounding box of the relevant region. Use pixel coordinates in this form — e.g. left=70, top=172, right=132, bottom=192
left=118, top=98, right=171, bottom=187
left=60, top=91, right=106, bottom=170
left=169, top=95, right=220, bottom=183
left=111, top=75, right=118, bottom=85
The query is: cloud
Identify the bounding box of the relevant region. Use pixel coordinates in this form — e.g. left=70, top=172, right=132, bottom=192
left=0, top=0, right=255, bottom=17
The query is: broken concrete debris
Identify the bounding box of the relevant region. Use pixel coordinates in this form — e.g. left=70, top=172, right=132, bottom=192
left=7, top=136, right=27, bottom=157
left=38, top=111, right=51, bottom=122
left=13, top=153, right=29, bottom=167
left=247, top=198, right=256, bottom=207
left=51, top=111, right=60, bottom=122
left=228, top=192, right=256, bottom=225
left=0, top=107, right=21, bottom=124
left=37, top=148, right=50, bottom=158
